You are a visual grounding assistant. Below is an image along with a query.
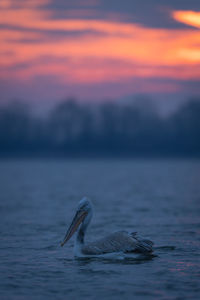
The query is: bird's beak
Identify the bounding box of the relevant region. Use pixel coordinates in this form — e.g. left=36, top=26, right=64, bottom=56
left=61, top=210, right=87, bottom=247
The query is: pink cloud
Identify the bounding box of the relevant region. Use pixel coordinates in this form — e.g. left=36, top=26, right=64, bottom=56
left=0, top=1, right=200, bottom=102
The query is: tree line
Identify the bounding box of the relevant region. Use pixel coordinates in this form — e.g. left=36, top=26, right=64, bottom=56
left=0, top=98, right=200, bottom=157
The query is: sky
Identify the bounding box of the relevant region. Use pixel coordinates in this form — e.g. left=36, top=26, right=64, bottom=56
left=0, top=0, right=200, bottom=107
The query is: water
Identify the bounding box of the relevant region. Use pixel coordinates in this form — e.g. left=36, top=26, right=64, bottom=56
left=0, top=159, right=200, bottom=300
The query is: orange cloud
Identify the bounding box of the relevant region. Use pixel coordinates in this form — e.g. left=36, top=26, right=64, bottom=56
left=0, top=2, right=200, bottom=90
left=172, top=10, right=200, bottom=28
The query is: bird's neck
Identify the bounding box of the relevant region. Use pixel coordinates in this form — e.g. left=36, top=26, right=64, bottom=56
left=77, top=225, right=85, bottom=245
left=75, top=211, right=92, bottom=253
left=74, top=220, right=88, bottom=256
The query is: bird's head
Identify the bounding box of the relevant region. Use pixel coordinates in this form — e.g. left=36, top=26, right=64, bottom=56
left=61, top=197, right=93, bottom=247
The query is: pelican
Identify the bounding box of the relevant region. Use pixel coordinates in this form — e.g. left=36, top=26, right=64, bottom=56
left=61, top=197, right=153, bottom=257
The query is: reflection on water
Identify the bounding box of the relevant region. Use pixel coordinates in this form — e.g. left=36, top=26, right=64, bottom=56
left=0, top=159, right=200, bottom=299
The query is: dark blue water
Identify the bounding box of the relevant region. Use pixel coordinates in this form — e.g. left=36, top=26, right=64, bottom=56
left=0, top=159, right=200, bottom=299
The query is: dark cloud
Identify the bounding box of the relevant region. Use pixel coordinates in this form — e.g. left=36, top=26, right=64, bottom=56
left=49, top=0, right=200, bottom=28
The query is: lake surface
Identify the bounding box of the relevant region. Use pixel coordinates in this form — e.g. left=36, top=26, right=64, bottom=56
left=0, top=159, right=200, bottom=299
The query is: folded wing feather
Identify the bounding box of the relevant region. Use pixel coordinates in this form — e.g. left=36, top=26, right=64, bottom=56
left=82, top=231, right=153, bottom=255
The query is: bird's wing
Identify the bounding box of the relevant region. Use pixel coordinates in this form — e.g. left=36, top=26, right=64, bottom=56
left=82, top=231, right=153, bottom=255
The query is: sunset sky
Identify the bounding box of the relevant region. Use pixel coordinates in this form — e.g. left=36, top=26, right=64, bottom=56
left=0, top=0, right=200, bottom=106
